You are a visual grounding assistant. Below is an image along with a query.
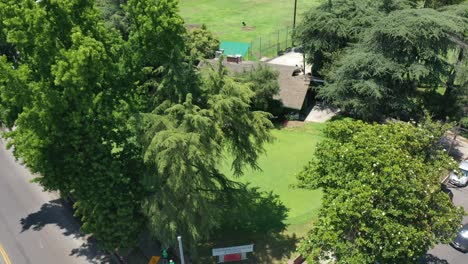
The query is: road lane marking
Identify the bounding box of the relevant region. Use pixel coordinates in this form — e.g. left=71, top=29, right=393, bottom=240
left=0, top=243, right=12, bottom=264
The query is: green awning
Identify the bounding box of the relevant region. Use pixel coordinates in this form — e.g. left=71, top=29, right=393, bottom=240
left=220, top=41, right=250, bottom=57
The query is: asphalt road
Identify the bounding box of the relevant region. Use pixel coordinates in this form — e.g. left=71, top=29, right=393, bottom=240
left=424, top=186, right=468, bottom=264
left=0, top=138, right=110, bottom=264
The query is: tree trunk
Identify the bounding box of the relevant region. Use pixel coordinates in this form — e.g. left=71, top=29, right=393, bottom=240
left=445, top=48, right=464, bottom=98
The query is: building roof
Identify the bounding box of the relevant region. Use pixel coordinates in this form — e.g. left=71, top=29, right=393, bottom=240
left=203, top=59, right=310, bottom=110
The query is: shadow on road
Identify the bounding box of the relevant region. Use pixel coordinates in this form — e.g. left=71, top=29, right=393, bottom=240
left=420, top=254, right=450, bottom=264
left=20, top=199, right=111, bottom=263
left=441, top=136, right=465, bottom=161
left=20, top=199, right=83, bottom=238
left=70, top=237, right=111, bottom=264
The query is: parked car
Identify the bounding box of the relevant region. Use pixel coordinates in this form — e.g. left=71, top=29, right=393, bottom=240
left=451, top=223, right=468, bottom=252
left=449, top=160, right=468, bottom=187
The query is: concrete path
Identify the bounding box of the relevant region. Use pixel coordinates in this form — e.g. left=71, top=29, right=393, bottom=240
left=305, top=104, right=339, bottom=123
left=267, top=52, right=312, bottom=74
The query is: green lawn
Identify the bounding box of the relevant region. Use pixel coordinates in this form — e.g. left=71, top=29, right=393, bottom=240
left=194, top=123, right=325, bottom=263
left=179, top=0, right=320, bottom=43
left=223, top=122, right=325, bottom=234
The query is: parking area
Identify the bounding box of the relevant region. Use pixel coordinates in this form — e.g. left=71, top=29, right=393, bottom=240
left=424, top=186, right=468, bottom=264
left=423, top=135, right=468, bottom=264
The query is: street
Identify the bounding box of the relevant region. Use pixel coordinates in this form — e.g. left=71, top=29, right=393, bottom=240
left=0, top=138, right=110, bottom=264
left=424, top=184, right=468, bottom=263
left=422, top=135, right=468, bottom=263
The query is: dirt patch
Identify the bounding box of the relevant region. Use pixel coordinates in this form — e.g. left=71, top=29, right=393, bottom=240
left=242, top=26, right=256, bottom=31
left=186, top=24, right=201, bottom=29
left=284, top=121, right=306, bottom=128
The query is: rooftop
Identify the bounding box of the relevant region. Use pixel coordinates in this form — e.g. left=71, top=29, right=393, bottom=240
left=204, top=59, right=310, bottom=110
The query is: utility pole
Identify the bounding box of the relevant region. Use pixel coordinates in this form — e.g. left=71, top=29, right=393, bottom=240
left=293, top=0, right=298, bottom=30
left=292, top=0, right=298, bottom=47
left=177, top=236, right=185, bottom=264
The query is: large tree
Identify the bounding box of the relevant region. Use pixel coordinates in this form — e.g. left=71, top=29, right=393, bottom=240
left=318, top=7, right=467, bottom=120
left=296, top=0, right=415, bottom=77
left=296, top=119, right=464, bottom=263
left=0, top=0, right=144, bottom=250
left=123, top=0, right=273, bottom=251
left=297, top=0, right=468, bottom=121
left=0, top=0, right=274, bottom=254
left=136, top=59, right=273, bottom=251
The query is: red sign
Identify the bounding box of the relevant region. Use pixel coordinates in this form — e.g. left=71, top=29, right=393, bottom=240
left=224, top=253, right=242, bottom=262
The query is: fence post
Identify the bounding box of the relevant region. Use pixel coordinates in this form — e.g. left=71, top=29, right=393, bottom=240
left=259, top=36, right=262, bottom=59
left=268, top=35, right=271, bottom=57
left=286, top=27, right=289, bottom=49
left=277, top=30, right=280, bottom=54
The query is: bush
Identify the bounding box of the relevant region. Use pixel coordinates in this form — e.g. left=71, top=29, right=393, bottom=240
left=186, top=24, right=220, bottom=60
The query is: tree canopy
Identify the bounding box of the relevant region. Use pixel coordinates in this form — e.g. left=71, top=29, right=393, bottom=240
left=0, top=0, right=273, bottom=253
left=235, top=64, right=282, bottom=116
left=186, top=24, right=220, bottom=61
left=0, top=0, right=144, bottom=250
left=296, top=119, right=464, bottom=263
left=297, top=0, right=468, bottom=121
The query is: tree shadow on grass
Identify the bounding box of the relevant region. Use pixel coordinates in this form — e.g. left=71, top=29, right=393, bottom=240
left=196, top=185, right=298, bottom=263
left=20, top=198, right=110, bottom=263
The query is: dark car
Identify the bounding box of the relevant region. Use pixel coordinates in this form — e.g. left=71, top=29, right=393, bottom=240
left=441, top=183, right=453, bottom=200
left=451, top=223, right=468, bottom=252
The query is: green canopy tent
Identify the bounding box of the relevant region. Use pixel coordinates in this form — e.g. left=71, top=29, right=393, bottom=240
left=220, top=41, right=250, bottom=57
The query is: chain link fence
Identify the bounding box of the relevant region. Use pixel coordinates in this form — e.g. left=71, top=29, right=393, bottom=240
left=246, top=27, right=296, bottom=61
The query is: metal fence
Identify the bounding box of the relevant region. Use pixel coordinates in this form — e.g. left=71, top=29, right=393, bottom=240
left=246, top=27, right=296, bottom=60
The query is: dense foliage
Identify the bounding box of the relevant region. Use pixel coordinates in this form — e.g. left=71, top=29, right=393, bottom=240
left=0, top=0, right=144, bottom=250
left=297, top=0, right=468, bottom=121
left=187, top=24, right=220, bottom=61
left=296, top=119, right=464, bottom=263
left=236, top=64, right=283, bottom=116
left=0, top=0, right=273, bottom=252
left=96, top=0, right=129, bottom=38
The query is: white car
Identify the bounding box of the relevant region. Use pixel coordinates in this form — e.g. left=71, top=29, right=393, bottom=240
left=449, top=160, right=468, bottom=187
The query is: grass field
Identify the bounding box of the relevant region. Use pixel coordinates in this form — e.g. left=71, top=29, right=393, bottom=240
left=225, top=122, right=324, bottom=230
left=179, top=0, right=321, bottom=43
left=195, top=123, right=325, bottom=263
